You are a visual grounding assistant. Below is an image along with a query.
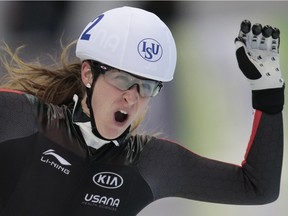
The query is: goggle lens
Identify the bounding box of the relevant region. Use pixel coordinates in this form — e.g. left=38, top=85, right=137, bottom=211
left=90, top=61, right=163, bottom=97
left=104, top=69, right=162, bottom=97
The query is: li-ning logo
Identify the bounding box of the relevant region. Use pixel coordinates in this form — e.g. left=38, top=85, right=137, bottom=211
left=138, top=38, right=163, bottom=62
left=40, top=149, right=71, bottom=175
left=93, top=172, right=124, bottom=189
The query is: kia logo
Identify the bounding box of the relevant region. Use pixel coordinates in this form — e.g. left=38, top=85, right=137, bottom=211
left=138, top=38, right=163, bottom=62
left=93, top=172, right=124, bottom=189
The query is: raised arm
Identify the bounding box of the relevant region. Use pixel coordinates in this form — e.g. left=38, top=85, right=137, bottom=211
left=138, top=20, right=285, bottom=205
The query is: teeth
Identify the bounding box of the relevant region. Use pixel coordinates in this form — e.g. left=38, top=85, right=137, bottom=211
left=120, top=110, right=128, bottom=115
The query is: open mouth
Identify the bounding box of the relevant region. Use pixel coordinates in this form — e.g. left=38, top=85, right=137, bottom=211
left=114, top=110, right=128, bottom=123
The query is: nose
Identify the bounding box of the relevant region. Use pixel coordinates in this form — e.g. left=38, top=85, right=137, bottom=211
left=123, top=84, right=139, bottom=105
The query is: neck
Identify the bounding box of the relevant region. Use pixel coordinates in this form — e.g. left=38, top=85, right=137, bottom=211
left=81, top=96, right=90, bottom=117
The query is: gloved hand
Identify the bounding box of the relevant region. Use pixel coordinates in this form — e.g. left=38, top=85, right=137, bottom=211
left=235, top=20, right=285, bottom=114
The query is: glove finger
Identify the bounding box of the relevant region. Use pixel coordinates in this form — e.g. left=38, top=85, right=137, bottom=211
left=250, top=23, right=262, bottom=49
left=262, top=25, right=273, bottom=38
left=252, top=23, right=262, bottom=35
left=272, top=27, right=280, bottom=53
left=238, top=20, right=251, bottom=43
left=272, top=27, right=280, bottom=39
left=258, top=25, right=271, bottom=51
left=240, top=19, right=251, bottom=34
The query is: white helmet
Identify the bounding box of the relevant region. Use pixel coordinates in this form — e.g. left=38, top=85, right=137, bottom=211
left=76, top=6, right=177, bottom=82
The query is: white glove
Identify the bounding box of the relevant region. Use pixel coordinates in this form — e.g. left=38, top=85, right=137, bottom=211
left=235, top=20, right=284, bottom=90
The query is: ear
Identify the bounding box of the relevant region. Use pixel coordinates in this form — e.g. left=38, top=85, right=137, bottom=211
left=81, top=61, right=93, bottom=88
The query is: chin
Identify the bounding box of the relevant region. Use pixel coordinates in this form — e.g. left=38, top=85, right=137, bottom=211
left=101, top=129, right=126, bottom=140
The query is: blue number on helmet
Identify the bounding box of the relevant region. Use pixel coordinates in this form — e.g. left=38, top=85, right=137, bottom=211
left=80, top=14, right=104, bottom=41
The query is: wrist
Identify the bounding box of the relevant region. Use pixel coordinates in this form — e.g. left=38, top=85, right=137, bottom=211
left=252, top=86, right=285, bottom=114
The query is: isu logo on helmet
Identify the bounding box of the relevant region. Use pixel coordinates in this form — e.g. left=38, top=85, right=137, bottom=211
left=138, top=38, right=163, bottom=62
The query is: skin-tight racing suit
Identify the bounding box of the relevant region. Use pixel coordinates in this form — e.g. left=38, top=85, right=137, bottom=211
left=0, top=88, right=283, bottom=216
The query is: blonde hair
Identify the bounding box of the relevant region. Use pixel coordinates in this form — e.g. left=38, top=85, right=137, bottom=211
left=0, top=41, right=146, bottom=133
left=0, top=40, right=84, bottom=105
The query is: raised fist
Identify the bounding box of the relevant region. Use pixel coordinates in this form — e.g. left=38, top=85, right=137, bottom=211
left=235, top=20, right=284, bottom=90
left=235, top=20, right=285, bottom=113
